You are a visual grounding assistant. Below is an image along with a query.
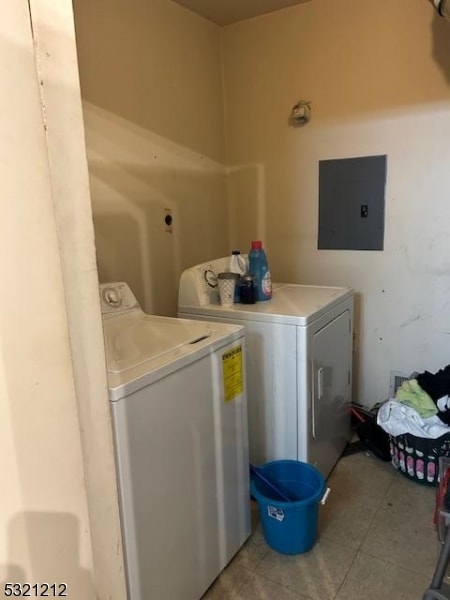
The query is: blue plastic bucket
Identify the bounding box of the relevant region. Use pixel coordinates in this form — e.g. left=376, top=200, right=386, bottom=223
left=250, top=460, right=326, bottom=555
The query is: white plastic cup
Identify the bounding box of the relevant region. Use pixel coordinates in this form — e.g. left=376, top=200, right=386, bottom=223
left=217, top=272, right=238, bottom=307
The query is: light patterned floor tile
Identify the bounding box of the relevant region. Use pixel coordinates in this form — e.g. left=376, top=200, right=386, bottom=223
left=230, top=524, right=271, bottom=571
left=335, top=551, right=432, bottom=599
left=361, top=498, right=440, bottom=577
left=319, top=484, right=379, bottom=549
left=383, top=471, right=436, bottom=520
left=327, top=452, right=396, bottom=504
left=254, top=535, right=358, bottom=600
left=235, top=571, right=309, bottom=600
left=202, top=561, right=252, bottom=600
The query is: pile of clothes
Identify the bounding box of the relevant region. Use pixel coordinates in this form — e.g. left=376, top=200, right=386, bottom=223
left=377, top=365, right=450, bottom=440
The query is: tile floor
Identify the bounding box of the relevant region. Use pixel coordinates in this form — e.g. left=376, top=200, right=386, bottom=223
left=203, top=450, right=444, bottom=600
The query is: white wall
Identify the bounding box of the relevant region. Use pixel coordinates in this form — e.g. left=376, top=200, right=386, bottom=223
left=0, top=0, right=95, bottom=592
left=223, top=0, right=450, bottom=406
left=73, top=0, right=229, bottom=316
left=0, top=1, right=126, bottom=597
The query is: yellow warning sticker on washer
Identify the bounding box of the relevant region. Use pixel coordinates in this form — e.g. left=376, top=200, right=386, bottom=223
left=222, top=345, right=243, bottom=402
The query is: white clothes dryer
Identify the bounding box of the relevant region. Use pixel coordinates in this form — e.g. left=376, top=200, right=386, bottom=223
left=178, top=258, right=354, bottom=478
left=100, top=282, right=250, bottom=600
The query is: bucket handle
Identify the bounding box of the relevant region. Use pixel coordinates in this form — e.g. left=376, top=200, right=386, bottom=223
left=320, top=487, right=331, bottom=505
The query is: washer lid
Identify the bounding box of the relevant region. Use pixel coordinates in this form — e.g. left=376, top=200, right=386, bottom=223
left=179, top=283, right=353, bottom=326
left=102, top=311, right=243, bottom=398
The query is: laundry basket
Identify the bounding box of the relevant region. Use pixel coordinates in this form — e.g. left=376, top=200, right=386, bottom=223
left=389, top=433, right=450, bottom=486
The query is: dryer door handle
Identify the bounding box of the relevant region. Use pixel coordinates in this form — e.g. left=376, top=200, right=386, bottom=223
left=317, top=366, right=324, bottom=400
left=312, top=366, right=324, bottom=439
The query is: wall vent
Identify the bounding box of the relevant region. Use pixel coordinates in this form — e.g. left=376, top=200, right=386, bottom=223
left=389, top=371, right=410, bottom=397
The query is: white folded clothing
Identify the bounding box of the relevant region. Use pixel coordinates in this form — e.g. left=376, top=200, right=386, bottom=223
left=377, top=398, right=450, bottom=439
left=437, top=395, right=450, bottom=412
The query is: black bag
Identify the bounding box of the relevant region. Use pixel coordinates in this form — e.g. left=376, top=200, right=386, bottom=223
left=351, top=404, right=391, bottom=461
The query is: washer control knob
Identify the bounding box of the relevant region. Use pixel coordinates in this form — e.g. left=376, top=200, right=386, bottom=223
left=103, top=287, right=121, bottom=307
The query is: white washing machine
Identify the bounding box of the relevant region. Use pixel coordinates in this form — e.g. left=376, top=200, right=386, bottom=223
left=178, top=258, right=354, bottom=478
left=100, top=282, right=251, bottom=600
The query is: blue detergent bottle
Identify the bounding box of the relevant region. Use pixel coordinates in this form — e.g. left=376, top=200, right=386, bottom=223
left=248, top=240, right=272, bottom=301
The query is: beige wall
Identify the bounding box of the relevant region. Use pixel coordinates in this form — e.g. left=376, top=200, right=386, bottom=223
left=73, top=0, right=229, bottom=316
left=73, top=0, right=450, bottom=407
left=28, top=1, right=127, bottom=597
left=0, top=0, right=126, bottom=597
left=223, top=0, right=450, bottom=406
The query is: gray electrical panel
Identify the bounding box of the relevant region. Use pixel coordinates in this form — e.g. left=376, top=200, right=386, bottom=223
left=318, top=155, right=387, bottom=251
